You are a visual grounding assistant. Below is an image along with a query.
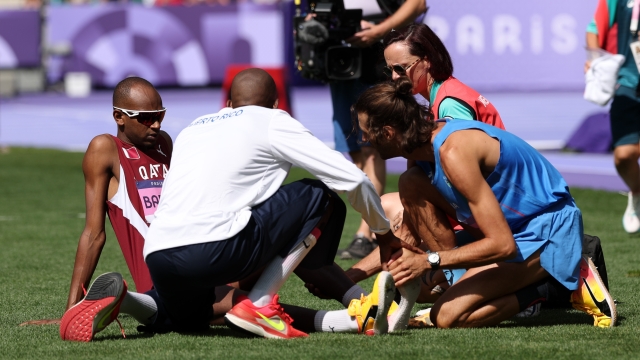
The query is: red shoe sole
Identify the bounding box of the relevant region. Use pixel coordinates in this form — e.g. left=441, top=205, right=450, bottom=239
left=59, top=297, right=117, bottom=342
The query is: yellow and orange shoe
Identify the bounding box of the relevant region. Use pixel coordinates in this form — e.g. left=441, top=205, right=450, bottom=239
left=347, top=271, right=398, bottom=335
left=225, top=294, right=308, bottom=339
left=571, top=255, right=617, bottom=328
left=59, top=272, right=127, bottom=342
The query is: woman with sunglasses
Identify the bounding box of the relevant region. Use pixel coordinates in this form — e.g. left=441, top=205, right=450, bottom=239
left=381, top=23, right=504, bottom=129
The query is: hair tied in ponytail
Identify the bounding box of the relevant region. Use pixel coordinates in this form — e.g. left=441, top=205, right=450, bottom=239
left=395, top=77, right=414, bottom=98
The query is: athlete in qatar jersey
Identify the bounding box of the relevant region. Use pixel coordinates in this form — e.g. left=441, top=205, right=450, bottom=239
left=59, top=77, right=172, bottom=314
left=107, top=135, right=171, bottom=293
left=17, top=78, right=175, bottom=328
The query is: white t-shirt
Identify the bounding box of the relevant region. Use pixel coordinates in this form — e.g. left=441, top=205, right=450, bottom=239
left=143, top=106, right=390, bottom=258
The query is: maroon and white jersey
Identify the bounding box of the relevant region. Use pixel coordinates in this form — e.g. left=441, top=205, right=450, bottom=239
left=106, top=135, right=171, bottom=293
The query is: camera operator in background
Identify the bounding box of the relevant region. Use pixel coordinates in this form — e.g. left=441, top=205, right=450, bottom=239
left=303, top=0, right=427, bottom=259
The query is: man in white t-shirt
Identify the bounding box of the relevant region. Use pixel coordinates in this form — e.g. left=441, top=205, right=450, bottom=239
left=59, top=68, right=419, bottom=340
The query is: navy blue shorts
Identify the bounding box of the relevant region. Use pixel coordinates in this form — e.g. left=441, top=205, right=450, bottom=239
left=145, top=179, right=346, bottom=332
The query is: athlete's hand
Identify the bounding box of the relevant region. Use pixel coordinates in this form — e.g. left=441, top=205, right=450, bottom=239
left=376, top=231, right=423, bottom=271
left=19, top=318, right=61, bottom=326
left=388, top=247, right=429, bottom=287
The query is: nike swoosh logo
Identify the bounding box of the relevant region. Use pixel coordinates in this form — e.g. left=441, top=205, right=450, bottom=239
left=96, top=303, right=117, bottom=329
left=583, top=277, right=609, bottom=315
left=256, top=311, right=286, bottom=331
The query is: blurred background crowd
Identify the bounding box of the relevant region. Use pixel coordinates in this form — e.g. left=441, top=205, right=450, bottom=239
left=0, top=0, right=272, bottom=9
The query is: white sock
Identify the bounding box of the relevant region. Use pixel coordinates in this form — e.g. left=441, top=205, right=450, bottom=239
left=313, top=310, right=359, bottom=333
left=248, top=231, right=318, bottom=307
left=341, top=285, right=368, bottom=307
left=389, top=278, right=421, bottom=332
left=119, top=291, right=158, bottom=325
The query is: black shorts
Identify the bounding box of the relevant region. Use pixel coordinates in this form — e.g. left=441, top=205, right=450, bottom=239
left=145, top=179, right=346, bottom=332
left=610, top=85, right=640, bottom=148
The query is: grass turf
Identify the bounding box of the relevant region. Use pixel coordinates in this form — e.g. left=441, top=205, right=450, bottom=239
left=1, top=147, right=640, bottom=359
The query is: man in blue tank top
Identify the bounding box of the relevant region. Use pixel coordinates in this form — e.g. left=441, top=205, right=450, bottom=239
left=352, top=78, right=617, bottom=328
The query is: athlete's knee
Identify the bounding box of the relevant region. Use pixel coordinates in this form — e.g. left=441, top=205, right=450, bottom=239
left=381, top=192, right=401, bottom=215
left=430, top=301, right=466, bottom=329
left=614, top=145, right=640, bottom=165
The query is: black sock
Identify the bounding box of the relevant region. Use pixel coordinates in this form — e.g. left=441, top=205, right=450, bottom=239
left=515, top=279, right=548, bottom=312
left=514, top=277, right=573, bottom=311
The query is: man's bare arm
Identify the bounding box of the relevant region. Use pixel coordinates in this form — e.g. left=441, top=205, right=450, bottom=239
left=389, top=131, right=516, bottom=285
left=586, top=32, right=599, bottom=49
left=65, top=135, right=117, bottom=310
left=436, top=131, right=517, bottom=268
left=345, top=247, right=383, bottom=283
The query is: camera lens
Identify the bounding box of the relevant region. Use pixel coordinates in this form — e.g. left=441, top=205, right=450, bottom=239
left=326, top=46, right=361, bottom=80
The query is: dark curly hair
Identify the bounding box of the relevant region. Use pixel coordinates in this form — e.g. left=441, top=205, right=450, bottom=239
left=383, top=23, right=453, bottom=82
left=352, top=77, right=435, bottom=154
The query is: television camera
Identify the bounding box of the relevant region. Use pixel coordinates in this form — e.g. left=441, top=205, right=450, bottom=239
left=293, top=0, right=363, bottom=82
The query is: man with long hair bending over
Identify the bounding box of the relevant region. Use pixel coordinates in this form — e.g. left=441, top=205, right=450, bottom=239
left=352, top=78, right=617, bottom=328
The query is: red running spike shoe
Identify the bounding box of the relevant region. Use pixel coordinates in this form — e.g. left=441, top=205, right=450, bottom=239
left=224, top=294, right=308, bottom=339
left=60, top=272, right=127, bottom=341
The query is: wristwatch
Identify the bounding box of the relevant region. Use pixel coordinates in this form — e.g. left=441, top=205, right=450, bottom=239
left=427, top=251, right=440, bottom=270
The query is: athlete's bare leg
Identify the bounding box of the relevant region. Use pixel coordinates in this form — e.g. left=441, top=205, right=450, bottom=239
left=614, top=143, right=640, bottom=193
left=431, top=251, right=548, bottom=328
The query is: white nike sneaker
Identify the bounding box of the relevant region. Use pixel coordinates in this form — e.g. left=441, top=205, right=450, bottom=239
left=622, top=192, right=640, bottom=233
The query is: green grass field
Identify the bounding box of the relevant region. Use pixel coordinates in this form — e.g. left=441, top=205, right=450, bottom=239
left=1, top=147, right=640, bottom=359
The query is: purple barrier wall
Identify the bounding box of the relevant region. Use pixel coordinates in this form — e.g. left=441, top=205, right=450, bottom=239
left=9, top=0, right=600, bottom=90
left=424, top=0, right=597, bottom=91
left=47, top=3, right=285, bottom=87
left=0, top=10, right=41, bottom=68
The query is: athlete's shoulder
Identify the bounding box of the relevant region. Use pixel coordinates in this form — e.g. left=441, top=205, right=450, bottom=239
left=87, top=134, right=118, bottom=156
left=83, top=134, right=119, bottom=174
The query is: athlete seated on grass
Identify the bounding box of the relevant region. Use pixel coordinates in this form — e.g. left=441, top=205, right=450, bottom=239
left=21, top=77, right=173, bottom=327
left=59, top=68, right=423, bottom=341
left=352, top=78, right=617, bottom=329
